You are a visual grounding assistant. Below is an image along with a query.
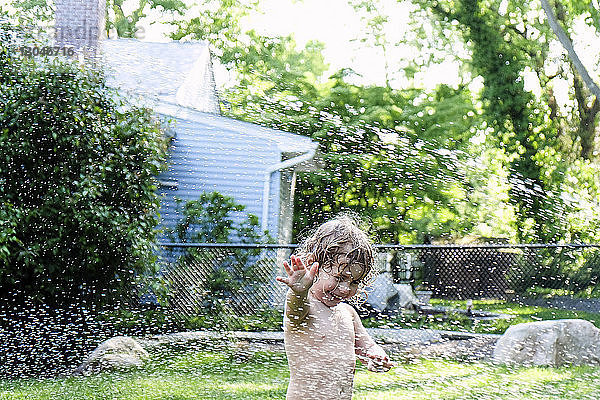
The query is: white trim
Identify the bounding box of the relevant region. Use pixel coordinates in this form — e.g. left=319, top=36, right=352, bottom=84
left=261, top=149, right=316, bottom=233
left=154, top=101, right=317, bottom=154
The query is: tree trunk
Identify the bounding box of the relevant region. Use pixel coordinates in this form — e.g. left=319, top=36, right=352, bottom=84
left=540, top=0, right=600, bottom=99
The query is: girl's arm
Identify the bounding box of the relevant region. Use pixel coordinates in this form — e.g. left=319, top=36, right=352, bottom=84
left=276, top=255, right=319, bottom=326
left=284, top=288, right=310, bottom=326
left=345, top=303, right=395, bottom=372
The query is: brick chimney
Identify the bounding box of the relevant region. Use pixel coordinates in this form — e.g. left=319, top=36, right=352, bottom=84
left=54, top=0, right=106, bottom=57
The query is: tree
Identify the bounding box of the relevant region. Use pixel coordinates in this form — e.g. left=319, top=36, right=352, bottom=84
left=106, top=0, right=187, bottom=38
left=413, top=0, right=598, bottom=241
left=538, top=0, right=600, bottom=160
left=350, top=0, right=394, bottom=88
left=541, top=0, right=599, bottom=97
left=3, top=0, right=54, bottom=24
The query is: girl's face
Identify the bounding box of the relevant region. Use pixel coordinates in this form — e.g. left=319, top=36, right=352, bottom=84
left=309, top=247, right=367, bottom=307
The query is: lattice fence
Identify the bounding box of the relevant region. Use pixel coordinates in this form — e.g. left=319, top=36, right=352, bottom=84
left=386, top=244, right=600, bottom=299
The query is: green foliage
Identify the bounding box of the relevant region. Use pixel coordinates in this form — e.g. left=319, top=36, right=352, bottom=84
left=416, top=0, right=579, bottom=242
left=165, top=192, right=272, bottom=325
left=494, top=246, right=600, bottom=297
left=0, top=37, right=168, bottom=306
left=169, top=0, right=260, bottom=64
left=2, top=0, right=53, bottom=25
left=236, top=77, right=486, bottom=243
left=418, top=0, right=600, bottom=242
left=362, top=299, right=600, bottom=334
left=3, top=0, right=188, bottom=40
left=170, top=191, right=267, bottom=243
left=3, top=348, right=600, bottom=399
left=183, top=307, right=283, bottom=332
left=95, top=305, right=184, bottom=335
left=106, top=0, right=187, bottom=38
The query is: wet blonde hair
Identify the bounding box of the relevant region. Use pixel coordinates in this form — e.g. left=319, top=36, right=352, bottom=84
left=295, top=215, right=376, bottom=301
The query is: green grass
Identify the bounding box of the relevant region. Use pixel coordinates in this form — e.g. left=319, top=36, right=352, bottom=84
left=3, top=302, right=600, bottom=398
left=353, top=359, right=600, bottom=400
left=0, top=350, right=289, bottom=400
left=363, top=300, right=600, bottom=334
left=2, top=349, right=599, bottom=400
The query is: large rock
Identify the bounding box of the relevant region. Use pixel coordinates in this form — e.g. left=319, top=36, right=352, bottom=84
left=74, top=336, right=149, bottom=375
left=394, top=284, right=420, bottom=309
left=366, top=272, right=398, bottom=312
left=493, top=319, right=600, bottom=367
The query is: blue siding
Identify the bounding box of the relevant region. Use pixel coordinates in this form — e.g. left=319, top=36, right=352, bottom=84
left=157, top=117, right=281, bottom=241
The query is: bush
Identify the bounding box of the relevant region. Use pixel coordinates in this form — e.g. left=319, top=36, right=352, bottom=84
left=169, top=192, right=269, bottom=244
left=0, top=32, right=168, bottom=307
left=164, top=192, right=274, bottom=326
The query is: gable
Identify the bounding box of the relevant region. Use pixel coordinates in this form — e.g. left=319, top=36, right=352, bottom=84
left=101, top=39, right=219, bottom=113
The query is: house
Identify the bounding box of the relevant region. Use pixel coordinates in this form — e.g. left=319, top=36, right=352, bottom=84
left=54, top=0, right=319, bottom=243
left=100, top=39, right=318, bottom=242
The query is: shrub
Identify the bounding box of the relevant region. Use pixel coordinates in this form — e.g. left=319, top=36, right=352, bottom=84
left=0, top=32, right=168, bottom=307
left=164, top=192, right=273, bottom=326
left=169, top=191, right=269, bottom=244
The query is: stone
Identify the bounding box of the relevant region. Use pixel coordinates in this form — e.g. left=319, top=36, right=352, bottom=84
left=393, top=284, right=419, bottom=309
left=368, top=328, right=442, bottom=347
left=492, top=319, right=600, bottom=367
left=74, top=336, right=149, bottom=375
left=366, top=272, right=399, bottom=312
left=400, top=336, right=498, bottom=362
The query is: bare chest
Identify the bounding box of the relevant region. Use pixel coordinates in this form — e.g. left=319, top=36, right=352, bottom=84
left=284, top=301, right=358, bottom=399
left=285, top=302, right=356, bottom=367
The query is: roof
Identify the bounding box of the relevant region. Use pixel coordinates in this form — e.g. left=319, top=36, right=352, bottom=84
left=101, top=38, right=317, bottom=155
left=156, top=101, right=318, bottom=154
left=100, top=38, right=219, bottom=113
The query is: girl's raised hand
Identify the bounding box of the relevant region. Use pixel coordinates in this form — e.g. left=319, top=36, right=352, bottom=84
left=276, top=255, right=319, bottom=294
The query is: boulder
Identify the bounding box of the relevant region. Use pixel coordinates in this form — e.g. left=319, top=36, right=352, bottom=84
left=394, top=284, right=420, bottom=309
left=74, top=336, right=149, bottom=375
left=366, top=272, right=401, bottom=312
left=492, top=319, right=600, bottom=367
left=368, top=328, right=442, bottom=347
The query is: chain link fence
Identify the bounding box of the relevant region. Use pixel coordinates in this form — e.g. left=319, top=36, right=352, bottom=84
left=384, top=244, right=600, bottom=300
left=153, top=243, right=600, bottom=325
left=155, top=244, right=295, bottom=322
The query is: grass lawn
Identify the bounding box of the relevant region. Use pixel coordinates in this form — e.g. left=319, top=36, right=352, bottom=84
left=363, top=300, right=600, bottom=334
left=2, top=348, right=599, bottom=400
